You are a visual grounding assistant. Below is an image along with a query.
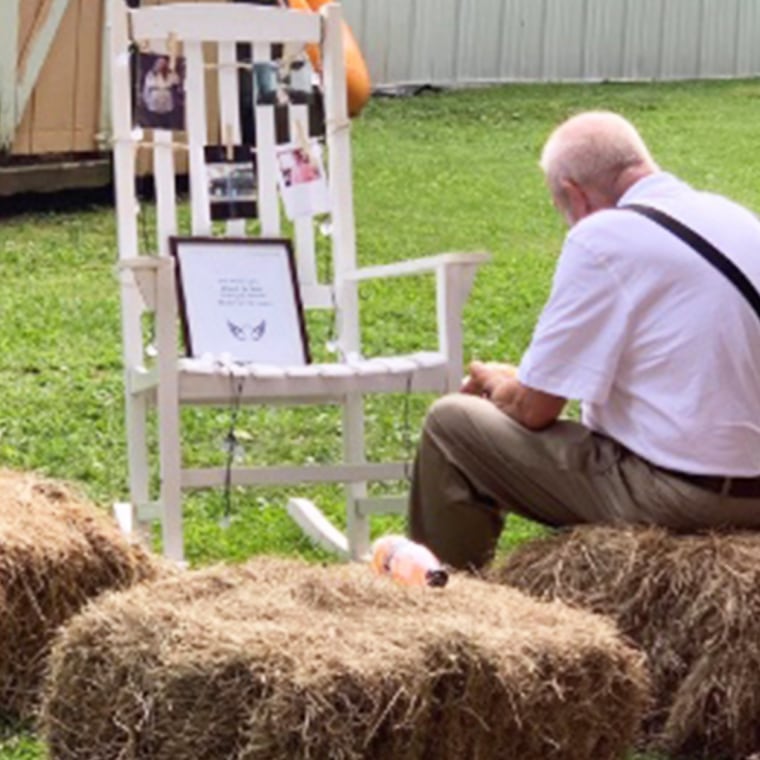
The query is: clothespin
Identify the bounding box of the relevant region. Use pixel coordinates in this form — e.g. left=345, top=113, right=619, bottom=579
left=294, top=120, right=314, bottom=165
left=224, top=124, right=235, bottom=162
left=281, top=43, right=304, bottom=74
left=167, top=32, right=179, bottom=71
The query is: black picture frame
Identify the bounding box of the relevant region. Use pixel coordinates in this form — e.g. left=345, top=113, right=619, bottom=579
left=170, top=236, right=310, bottom=365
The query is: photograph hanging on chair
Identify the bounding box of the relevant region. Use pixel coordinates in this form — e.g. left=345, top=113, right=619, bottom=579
left=249, top=52, right=326, bottom=146
left=276, top=139, right=330, bottom=220
left=204, top=145, right=258, bottom=221
left=134, top=51, right=186, bottom=131
left=253, top=51, right=315, bottom=106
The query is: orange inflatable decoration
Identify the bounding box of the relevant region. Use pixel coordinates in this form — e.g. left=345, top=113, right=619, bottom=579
left=288, top=0, right=371, bottom=117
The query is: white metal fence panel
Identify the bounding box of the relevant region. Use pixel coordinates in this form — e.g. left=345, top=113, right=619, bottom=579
left=411, top=0, right=457, bottom=83
left=457, top=0, right=504, bottom=82
left=342, top=0, right=760, bottom=87
left=543, top=0, right=587, bottom=80
left=700, top=0, right=738, bottom=77
left=501, top=0, right=547, bottom=81
left=737, top=0, right=760, bottom=75
left=660, top=0, right=700, bottom=79
left=583, top=1, right=626, bottom=80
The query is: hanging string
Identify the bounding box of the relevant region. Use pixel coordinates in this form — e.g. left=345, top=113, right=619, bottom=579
left=222, top=374, right=246, bottom=523
left=317, top=216, right=342, bottom=358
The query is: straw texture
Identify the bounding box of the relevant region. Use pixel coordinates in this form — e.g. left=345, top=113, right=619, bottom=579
left=490, top=525, right=760, bottom=759
left=42, top=557, right=649, bottom=760
left=0, top=469, right=159, bottom=718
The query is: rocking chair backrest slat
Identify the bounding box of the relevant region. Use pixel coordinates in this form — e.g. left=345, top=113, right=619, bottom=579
left=110, top=0, right=145, bottom=371
left=109, top=0, right=139, bottom=261
left=252, top=42, right=282, bottom=237
left=185, top=40, right=212, bottom=236
left=321, top=4, right=359, bottom=352
left=216, top=40, right=246, bottom=237
left=289, top=101, right=319, bottom=287
left=129, top=4, right=321, bottom=45
left=153, top=129, right=178, bottom=254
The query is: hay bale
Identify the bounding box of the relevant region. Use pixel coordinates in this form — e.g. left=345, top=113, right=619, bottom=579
left=0, top=469, right=160, bottom=718
left=488, top=525, right=760, bottom=759
left=41, top=558, right=648, bottom=760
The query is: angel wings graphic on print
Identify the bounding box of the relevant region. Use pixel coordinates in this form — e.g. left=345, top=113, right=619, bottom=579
left=226, top=319, right=267, bottom=342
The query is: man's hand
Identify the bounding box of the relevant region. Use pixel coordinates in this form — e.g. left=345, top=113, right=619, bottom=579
left=463, top=361, right=523, bottom=416
left=462, top=360, right=566, bottom=431
left=461, top=361, right=518, bottom=398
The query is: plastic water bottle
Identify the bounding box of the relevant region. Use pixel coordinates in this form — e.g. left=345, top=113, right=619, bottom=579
left=371, top=535, right=448, bottom=588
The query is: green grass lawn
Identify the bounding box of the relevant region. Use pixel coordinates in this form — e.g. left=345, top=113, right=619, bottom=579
left=3, top=78, right=759, bottom=759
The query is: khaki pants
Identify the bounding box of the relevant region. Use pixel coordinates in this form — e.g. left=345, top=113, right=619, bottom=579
left=408, top=394, right=760, bottom=570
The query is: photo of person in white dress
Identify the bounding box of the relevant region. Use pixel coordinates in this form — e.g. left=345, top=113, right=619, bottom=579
left=137, top=53, right=186, bottom=130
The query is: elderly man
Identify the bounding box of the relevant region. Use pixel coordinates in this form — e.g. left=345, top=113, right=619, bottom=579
left=409, top=111, right=760, bottom=570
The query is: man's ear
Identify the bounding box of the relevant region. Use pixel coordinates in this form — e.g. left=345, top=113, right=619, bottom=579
left=559, top=178, right=593, bottom=225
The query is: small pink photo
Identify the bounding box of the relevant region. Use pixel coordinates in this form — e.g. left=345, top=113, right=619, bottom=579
left=276, top=141, right=330, bottom=219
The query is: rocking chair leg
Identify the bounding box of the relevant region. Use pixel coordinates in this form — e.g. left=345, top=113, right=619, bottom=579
left=115, top=393, right=153, bottom=544
left=344, top=393, right=370, bottom=560
left=286, top=498, right=350, bottom=558
left=126, top=393, right=150, bottom=520
left=156, top=249, right=184, bottom=562
left=158, top=388, right=184, bottom=562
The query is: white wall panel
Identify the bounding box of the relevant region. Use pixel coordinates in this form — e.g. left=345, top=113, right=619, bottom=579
left=543, top=0, right=586, bottom=80
left=457, top=0, right=505, bottom=81
left=583, top=0, right=626, bottom=80
left=660, top=0, right=701, bottom=79
left=621, top=0, right=664, bottom=80
left=500, top=0, right=547, bottom=81
left=402, top=0, right=459, bottom=85
left=341, top=0, right=760, bottom=87
left=406, top=0, right=438, bottom=84
left=383, top=0, right=416, bottom=85
left=358, top=0, right=392, bottom=86
left=736, top=0, right=760, bottom=76
left=700, top=0, right=740, bottom=77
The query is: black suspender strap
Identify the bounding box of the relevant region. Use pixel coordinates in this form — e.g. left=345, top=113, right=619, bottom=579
left=623, top=203, right=760, bottom=324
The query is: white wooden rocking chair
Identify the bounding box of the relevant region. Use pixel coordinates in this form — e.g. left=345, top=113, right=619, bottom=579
left=108, top=0, right=489, bottom=562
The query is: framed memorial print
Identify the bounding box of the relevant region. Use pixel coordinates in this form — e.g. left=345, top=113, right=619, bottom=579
left=170, top=237, right=310, bottom=365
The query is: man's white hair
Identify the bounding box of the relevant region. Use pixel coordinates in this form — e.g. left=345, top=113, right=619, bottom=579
left=540, top=111, right=658, bottom=195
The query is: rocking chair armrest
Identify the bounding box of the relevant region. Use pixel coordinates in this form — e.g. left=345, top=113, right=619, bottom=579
left=345, top=252, right=490, bottom=392
left=343, top=251, right=490, bottom=282
left=117, top=256, right=175, bottom=313
left=117, top=256, right=164, bottom=271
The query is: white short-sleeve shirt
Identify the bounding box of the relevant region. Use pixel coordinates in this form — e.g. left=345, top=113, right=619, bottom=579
left=519, top=172, right=760, bottom=475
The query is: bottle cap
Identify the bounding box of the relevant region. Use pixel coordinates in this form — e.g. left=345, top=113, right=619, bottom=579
left=425, top=568, right=449, bottom=588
